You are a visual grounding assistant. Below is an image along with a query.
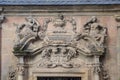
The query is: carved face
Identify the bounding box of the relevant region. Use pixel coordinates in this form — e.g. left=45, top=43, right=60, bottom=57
left=26, top=17, right=33, bottom=23
left=91, top=25, right=96, bottom=30
left=90, top=23, right=98, bottom=30
left=91, top=16, right=97, bottom=23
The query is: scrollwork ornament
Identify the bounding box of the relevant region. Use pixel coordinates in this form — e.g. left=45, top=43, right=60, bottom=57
left=14, top=16, right=40, bottom=51
left=13, top=14, right=107, bottom=69
left=100, top=64, right=110, bottom=80
left=8, top=65, right=17, bottom=80
left=17, top=64, right=24, bottom=75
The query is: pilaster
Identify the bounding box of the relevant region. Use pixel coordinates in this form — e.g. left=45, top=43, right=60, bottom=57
left=0, top=7, right=5, bottom=80
left=17, top=56, right=24, bottom=80
left=115, top=15, right=120, bottom=79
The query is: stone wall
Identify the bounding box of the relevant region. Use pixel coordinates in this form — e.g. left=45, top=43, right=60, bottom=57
left=0, top=5, right=120, bottom=80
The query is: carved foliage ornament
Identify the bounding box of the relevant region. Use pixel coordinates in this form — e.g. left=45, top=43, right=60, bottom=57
left=13, top=14, right=107, bottom=68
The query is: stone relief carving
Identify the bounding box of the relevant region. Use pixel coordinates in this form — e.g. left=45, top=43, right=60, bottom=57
left=14, top=16, right=40, bottom=51
left=101, top=65, right=110, bottom=80
left=83, top=16, right=107, bottom=46
left=74, top=17, right=107, bottom=56
left=13, top=14, right=107, bottom=69
left=39, top=46, right=78, bottom=68
left=8, top=65, right=17, bottom=80
left=8, top=64, right=25, bottom=80
left=53, top=14, right=66, bottom=28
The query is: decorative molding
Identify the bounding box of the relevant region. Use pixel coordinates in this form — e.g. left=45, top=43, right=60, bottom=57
left=13, top=14, right=107, bottom=66
left=8, top=65, right=17, bottom=80
left=1, top=0, right=120, bottom=5
left=100, top=64, right=110, bottom=80
left=13, top=14, right=107, bottom=80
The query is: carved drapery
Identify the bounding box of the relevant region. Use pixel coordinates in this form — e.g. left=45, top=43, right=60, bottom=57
left=13, top=14, right=107, bottom=80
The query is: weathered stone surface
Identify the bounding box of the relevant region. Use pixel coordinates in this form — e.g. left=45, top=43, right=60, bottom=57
left=0, top=5, right=120, bottom=80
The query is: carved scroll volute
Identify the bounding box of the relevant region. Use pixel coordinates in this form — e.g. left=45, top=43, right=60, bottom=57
left=13, top=16, right=41, bottom=53
left=13, top=15, right=107, bottom=56
left=13, top=15, right=107, bottom=70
